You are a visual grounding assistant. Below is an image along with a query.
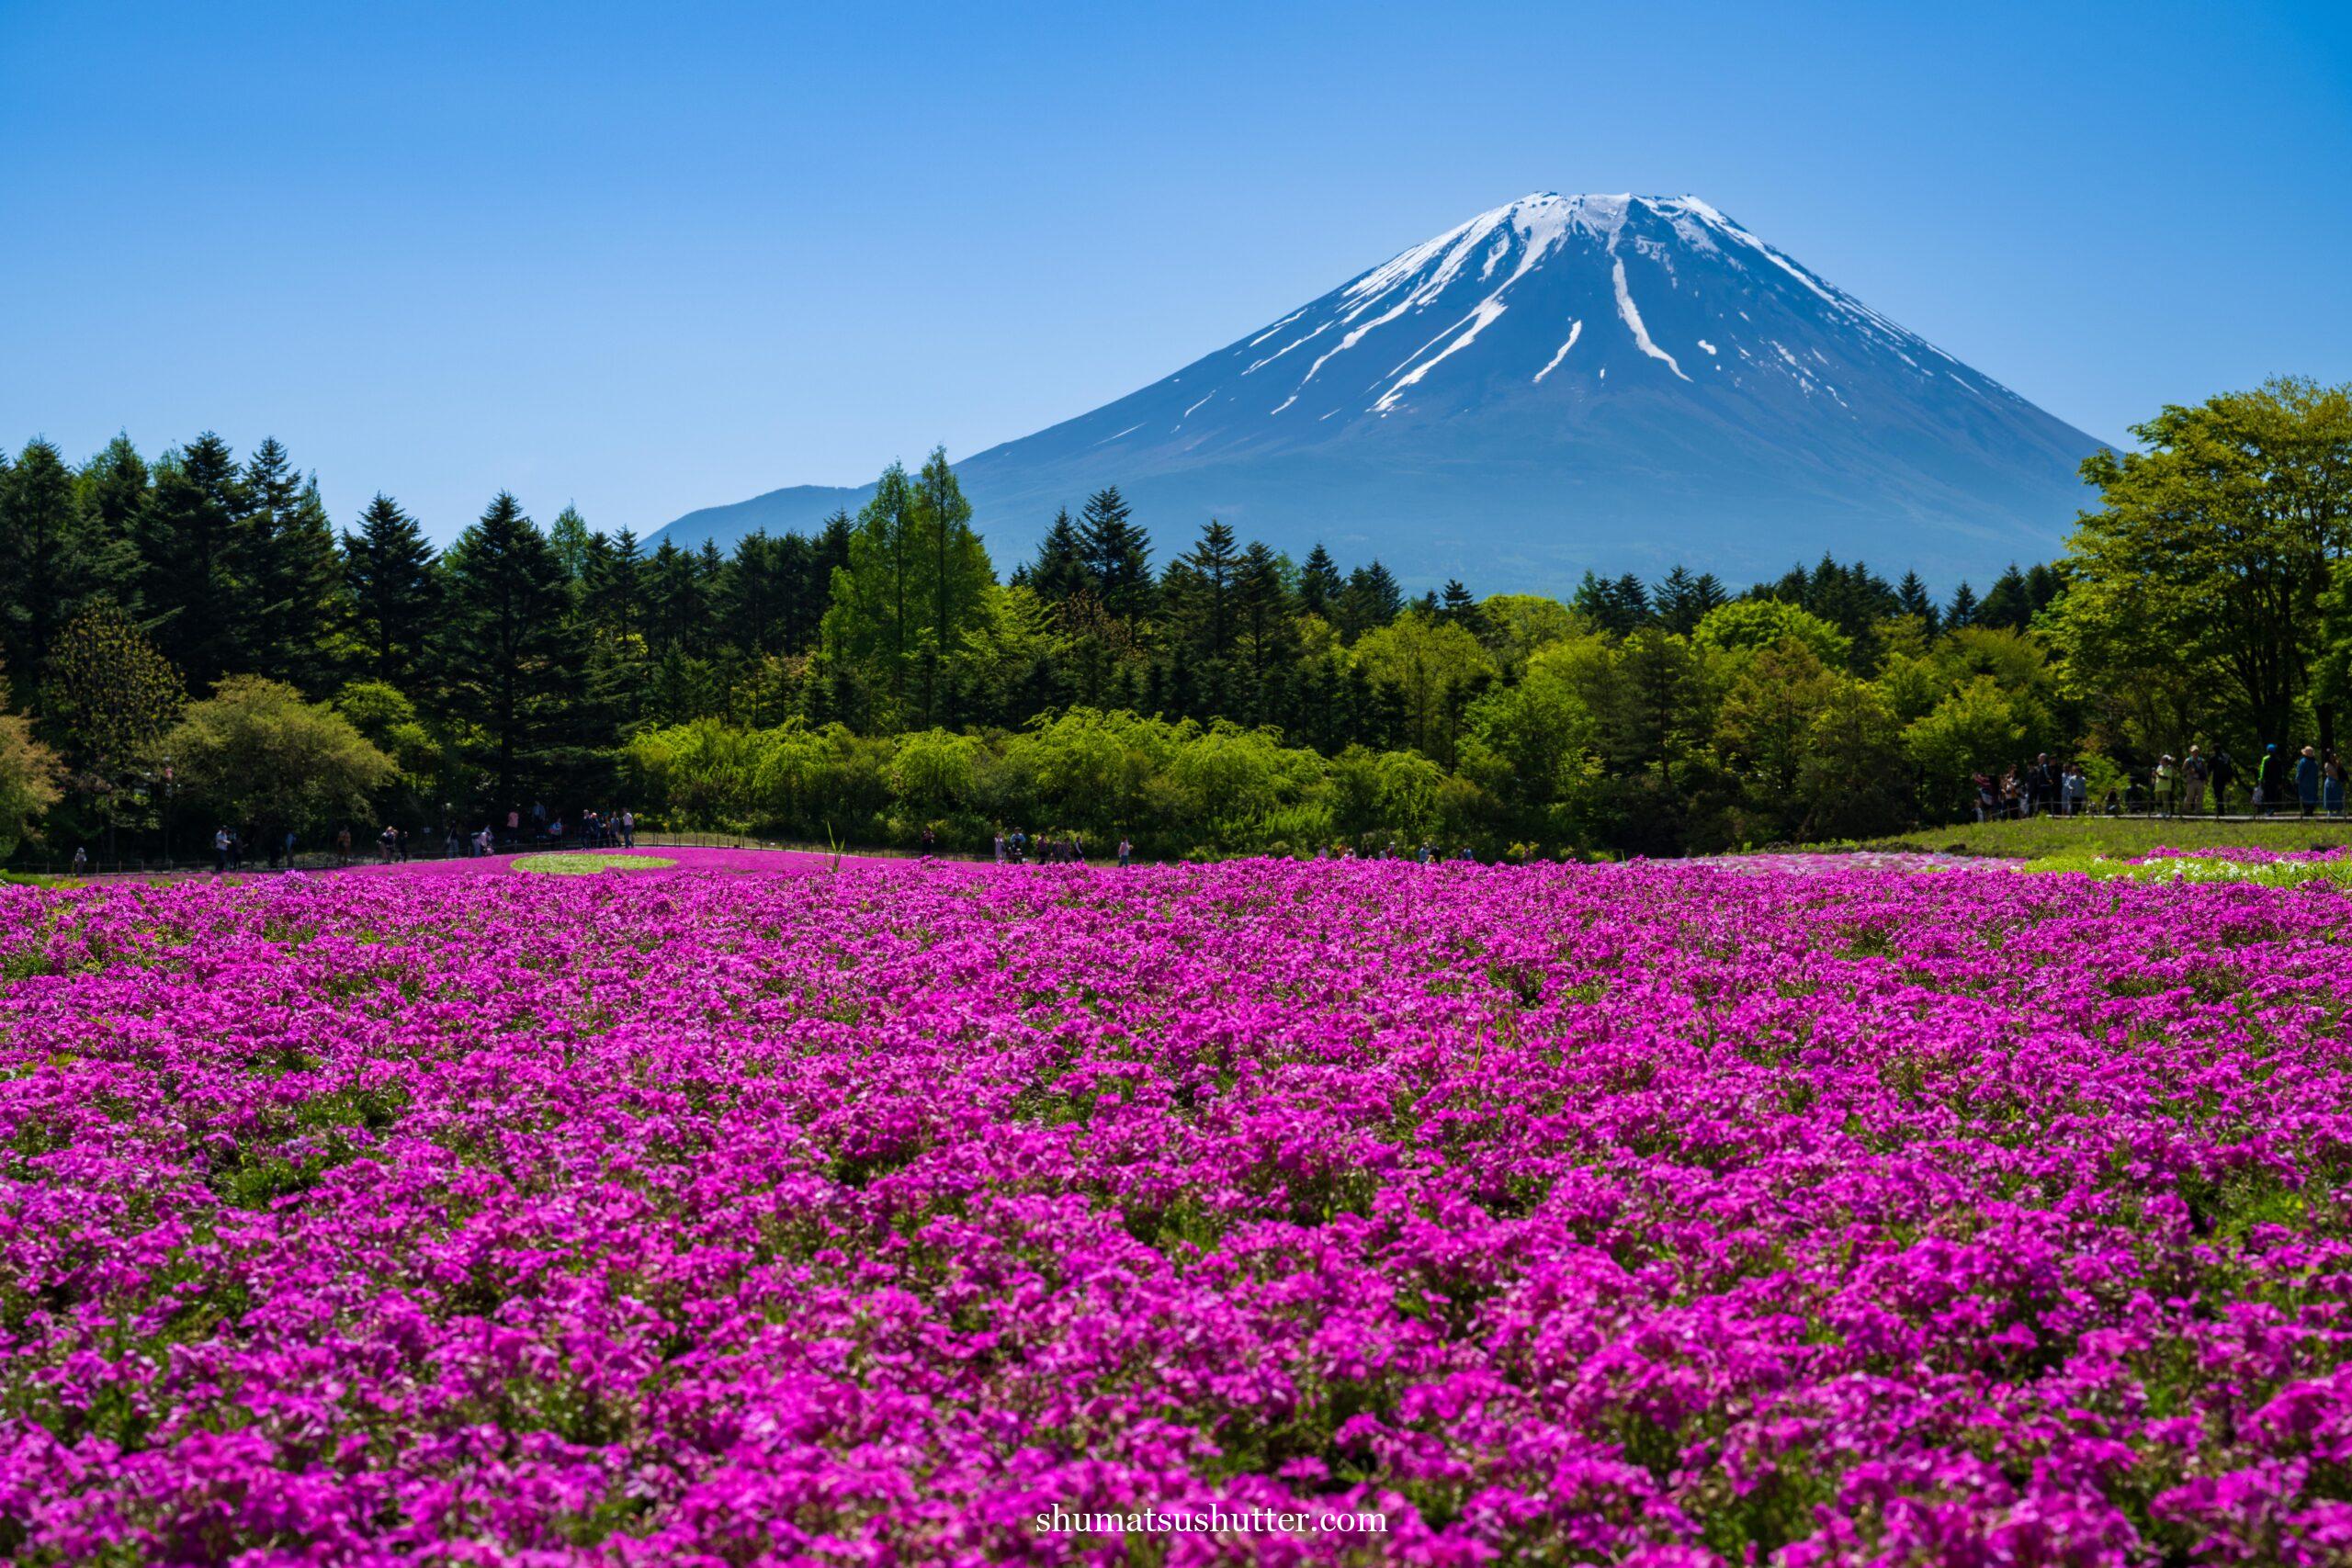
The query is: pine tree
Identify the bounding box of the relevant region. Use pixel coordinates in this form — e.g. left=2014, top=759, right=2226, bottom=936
left=721, top=531, right=784, bottom=659
left=1298, top=544, right=1343, bottom=620
left=343, top=494, right=440, bottom=692
left=644, top=542, right=706, bottom=655
left=909, top=447, right=991, bottom=726
left=1976, top=564, right=2033, bottom=631
left=1895, top=570, right=1938, bottom=630
left=1690, top=572, right=1729, bottom=620
left=1164, top=520, right=1241, bottom=662
left=2024, top=562, right=2064, bottom=616
left=436, top=492, right=585, bottom=808
left=73, top=434, right=148, bottom=610
left=1653, top=565, right=1701, bottom=634
left=0, top=439, right=106, bottom=708
left=1028, top=508, right=1093, bottom=604
left=1945, top=581, right=1980, bottom=630
left=1080, top=486, right=1154, bottom=622
left=1337, top=560, right=1403, bottom=640
left=1437, top=579, right=1485, bottom=637
left=1232, top=541, right=1297, bottom=713
left=548, top=505, right=594, bottom=583
left=133, top=433, right=247, bottom=690
left=225, top=439, right=345, bottom=691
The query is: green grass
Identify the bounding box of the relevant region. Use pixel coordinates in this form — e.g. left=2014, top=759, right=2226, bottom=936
left=512, top=853, right=678, bottom=876
left=1822, top=817, right=2352, bottom=861
left=2018, top=850, right=2352, bottom=887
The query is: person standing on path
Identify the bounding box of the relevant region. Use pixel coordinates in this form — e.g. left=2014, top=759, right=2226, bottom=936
left=2298, top=745, right=2322, bottom=818
left=1117, top=836, right=1132, bottom=868
left=2211, top=749, right=2237, bottom=816
left=2256, top=744, right=2281, bottom=815
left=214, top=827, right=230, bottom=874
left=2181, top=746, right=2210, bottom=815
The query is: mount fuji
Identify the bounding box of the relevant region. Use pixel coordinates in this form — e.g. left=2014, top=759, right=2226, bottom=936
left=656, top=194, right=2105, bottom=589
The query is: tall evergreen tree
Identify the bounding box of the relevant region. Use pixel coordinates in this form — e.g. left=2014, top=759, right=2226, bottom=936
left=0, top=439, right=104, bottom=708
left=1945, top=581, right=1980, bottom=630
left=73, top=434, right=148, bottom=608
left=133, top=434, right=247, bottom=690
left=1233, top=541, right=1298, bottom=711
left=1027, top=508, right=1092, bottom=604
left=1165, top=519, right=1241, bottom=662
left=1080, top=486, right=1154, bottom=622
left=1653, top=565, right=1702, bottom=634
left=1437, top=579, right=1485, bottom=637
left=548, top=504, right=594, bottom=583
left=1976, top=564, right=2033, bottom=631
left=1895, top=570, right=1939, bottom=629
left=436, top=492, right=584, bottom=808
left=909, top=447, right=991, bottom=726
left=342, top=494, right=440, bottom=692
left=1298, top=543, right=1343, bottom=620
left=1337, top=560, right=1403, bottom=640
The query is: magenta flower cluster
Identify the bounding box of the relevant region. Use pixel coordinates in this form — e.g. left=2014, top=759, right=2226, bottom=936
left=2, top=860, right=2349, bottom=1565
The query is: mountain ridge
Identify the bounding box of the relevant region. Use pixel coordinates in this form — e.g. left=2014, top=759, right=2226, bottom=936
left=656, top=193, right=2105, bottom=589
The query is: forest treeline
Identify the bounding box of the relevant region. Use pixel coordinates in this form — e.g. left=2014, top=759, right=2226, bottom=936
left=0, top=377, right=2345, bottom=860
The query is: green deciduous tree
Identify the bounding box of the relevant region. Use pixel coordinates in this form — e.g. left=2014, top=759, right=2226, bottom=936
left=166, top=676, right=394, bottom=846
left=2053, top=378, right=2352, bottom=749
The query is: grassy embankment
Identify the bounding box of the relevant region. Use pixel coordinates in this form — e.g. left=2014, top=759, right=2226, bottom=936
left=1820, top=816, right=2352, bottom=861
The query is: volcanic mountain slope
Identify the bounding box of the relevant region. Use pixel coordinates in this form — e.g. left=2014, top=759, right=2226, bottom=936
left=660, top=194, right=2104, bottom=589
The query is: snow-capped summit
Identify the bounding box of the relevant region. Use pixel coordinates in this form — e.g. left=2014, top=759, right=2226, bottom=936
left=659, top=193, right=2103, bottom=588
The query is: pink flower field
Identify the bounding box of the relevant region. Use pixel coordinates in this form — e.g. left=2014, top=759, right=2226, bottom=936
left=3, top=857, right=2350, bottom=1565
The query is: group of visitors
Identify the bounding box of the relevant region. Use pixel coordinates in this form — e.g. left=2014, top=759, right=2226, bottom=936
left=1973, top=741, right=2352, bottom=820
left=990, top=829, right=1097, bottom=864
left=1974, top=755, right=2095, bottom=821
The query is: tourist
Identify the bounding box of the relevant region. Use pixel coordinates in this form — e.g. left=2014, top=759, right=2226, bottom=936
left=2152, top=755, right=2177, bottom=818
left=335, top=824, right=353, bottom=866
left=2180, top=745, right=2209, bottom=815
left=620, top=808, right=636, bottom=848
left=227, top=829, right=243, bottom=871
left=71, top=846, right=87, bottom=877
left=1117, top=836, right=1132, bottom=868
left=2329, top=752, right=2346, bottom=817
left=284, top=829, right=299, bottom=866
left=505, top=807, right=520, bottom=845
left=2256, top=743, right=2281, bottom=814
left=920, top=825, right=936, bottom=860
left=993, top=830, right=1006, bottom=863
left=2063, top=762, right=2087, bottom=817
left=1998, top=767, right=2021, bottom=819
left=214, top=826, right=230, bottom=874
left=2211, top=749, right=2237, bottom=816
left=2298, top=745, right=2321, bottom=818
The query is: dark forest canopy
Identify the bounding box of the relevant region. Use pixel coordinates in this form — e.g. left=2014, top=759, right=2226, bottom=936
left=0, top=378, right=2344, bottom=860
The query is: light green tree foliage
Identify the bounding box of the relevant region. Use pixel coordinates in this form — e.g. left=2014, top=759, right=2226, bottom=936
left=2052, top=378, right=2352, bottom=747
left=820, top=452, right=994, bottom=728
left=1716, top=639, right=1843, bottom=807
left=1691, top=599, right=1853, bottom=669
left=1350, top=610, right=1496, bottom=757
left=1902, top=676, right=2038, bottom=817
left=0, top=664, right=62, bottom=857
left=1476, top=593, right=1579, bottom=677
left=167, top=676, right=394, bottom=838
left=890, top=728, right=982, bottom=812
left=1462, top=638, right=1605, bottom=826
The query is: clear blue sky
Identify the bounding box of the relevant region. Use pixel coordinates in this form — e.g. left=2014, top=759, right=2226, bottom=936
left=3, top=0, right=2346, bottom=547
